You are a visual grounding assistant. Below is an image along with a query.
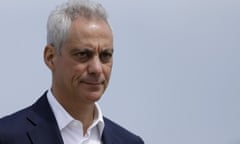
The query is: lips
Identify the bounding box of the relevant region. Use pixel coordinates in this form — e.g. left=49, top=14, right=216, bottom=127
left=83, top=81, right=103, bottom=85
left=80, top=80, right=105, bottom=85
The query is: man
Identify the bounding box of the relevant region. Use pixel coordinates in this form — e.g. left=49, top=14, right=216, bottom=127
left=0, top=0, right=144, bottom=144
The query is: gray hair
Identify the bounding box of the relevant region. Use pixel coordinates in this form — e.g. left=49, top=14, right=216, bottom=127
left=47, top=0, right=109, bottom=52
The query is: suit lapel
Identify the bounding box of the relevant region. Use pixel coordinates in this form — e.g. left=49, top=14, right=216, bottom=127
left=102, top=117, right=117, bottom=144
left=102, top=129, right=114, bottom=144
left=27, top=123, right=63, bottom=144
left=26, top=92, right=64, bottom=144
left=25, top=92, right=121, bottom=144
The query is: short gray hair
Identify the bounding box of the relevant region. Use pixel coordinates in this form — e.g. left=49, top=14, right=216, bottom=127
left=47, top=0, right=109, bottom=52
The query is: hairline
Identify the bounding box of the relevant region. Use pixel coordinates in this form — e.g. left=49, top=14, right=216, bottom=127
left=46, top=0, right=112, bottom=54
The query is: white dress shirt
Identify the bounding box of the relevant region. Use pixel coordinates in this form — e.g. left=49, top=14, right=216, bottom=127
left=47, top=90, right=105, bottom=144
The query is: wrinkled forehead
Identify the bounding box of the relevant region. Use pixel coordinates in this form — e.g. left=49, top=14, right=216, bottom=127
left=69, top=16, right=113, bottom=37
left=61, top=17, right=113, bottom=49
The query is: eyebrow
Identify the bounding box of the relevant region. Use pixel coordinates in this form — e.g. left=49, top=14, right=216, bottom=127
left=70, top=47, right=92, bottom=53
left=101, top=48, right=114, bottom=53
left=69, top=47, right=114, bottom=54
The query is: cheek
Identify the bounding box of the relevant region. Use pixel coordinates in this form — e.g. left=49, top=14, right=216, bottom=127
left=58, top=60, right=84, bottom=82
left=103, top=65, right=113, bottom=80
left=72, top=64, right=87, bottom=78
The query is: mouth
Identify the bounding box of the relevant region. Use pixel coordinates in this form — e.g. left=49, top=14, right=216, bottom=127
left=80, top=80, right=104, bottom=85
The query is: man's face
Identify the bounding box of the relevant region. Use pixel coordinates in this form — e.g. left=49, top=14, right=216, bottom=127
left=46, top=17, right=113, bottom=105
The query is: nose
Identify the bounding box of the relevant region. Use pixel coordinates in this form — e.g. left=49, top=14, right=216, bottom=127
left=87, top=56, right=103, bottom=76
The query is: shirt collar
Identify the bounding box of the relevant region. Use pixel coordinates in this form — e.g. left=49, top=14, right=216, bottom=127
left=46, top=89, right=105, bottom=136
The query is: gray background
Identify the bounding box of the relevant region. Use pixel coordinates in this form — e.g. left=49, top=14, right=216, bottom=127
left=0, top=0, right=239, bottom=144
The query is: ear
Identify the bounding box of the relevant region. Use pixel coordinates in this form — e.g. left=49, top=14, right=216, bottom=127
left=44, top=44, right=57, bottom=71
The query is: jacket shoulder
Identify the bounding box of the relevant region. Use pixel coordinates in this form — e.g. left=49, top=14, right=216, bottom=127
left=0, top=106, right=34, bottom=143
left=0, top=106, right=33, bottom=131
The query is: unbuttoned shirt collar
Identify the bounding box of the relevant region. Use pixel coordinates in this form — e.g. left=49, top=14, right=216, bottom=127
left=47, top=89, right=105, bottom=144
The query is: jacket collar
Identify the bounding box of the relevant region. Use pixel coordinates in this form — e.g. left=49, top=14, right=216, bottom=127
left=102, top=122, right=114, bottom=144
left=26, top=92, right=64, bottom=144
left=25, top=92, right=115, bottom=144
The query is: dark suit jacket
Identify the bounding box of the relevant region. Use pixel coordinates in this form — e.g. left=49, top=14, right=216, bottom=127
left=0, top=92, right=144, bottom=144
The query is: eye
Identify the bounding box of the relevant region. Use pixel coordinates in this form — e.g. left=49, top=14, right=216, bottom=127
left=100, top=51, right=113, bottom=63
left=77, top=51, right=88, bottom=58
left=74, top=50, right=92, bottom=62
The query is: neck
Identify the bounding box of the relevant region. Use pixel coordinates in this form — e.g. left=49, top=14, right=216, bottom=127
left=67, top=103, right=95, bottom=134
left=51, top=88, right=96, bottom=134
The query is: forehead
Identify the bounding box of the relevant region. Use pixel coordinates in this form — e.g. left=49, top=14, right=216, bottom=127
left=70, top=17, right=112, bottom=37
left=62, top=17, right=113, bottom=50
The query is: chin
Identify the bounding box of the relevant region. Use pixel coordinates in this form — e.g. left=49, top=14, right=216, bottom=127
left=85, top=92, right=103, bottom=103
